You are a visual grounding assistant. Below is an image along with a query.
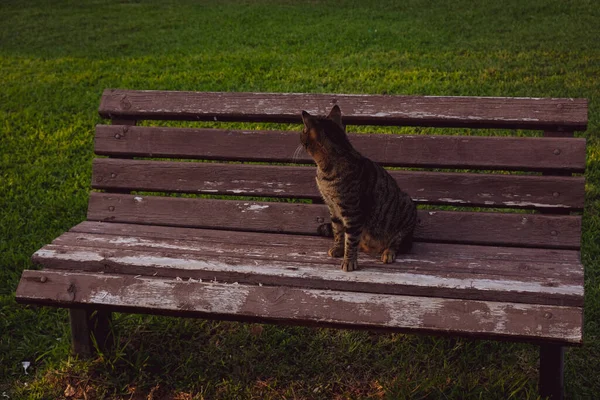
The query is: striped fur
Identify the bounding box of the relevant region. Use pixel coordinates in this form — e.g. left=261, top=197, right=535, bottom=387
left=301, top=106, right=417, bottom=272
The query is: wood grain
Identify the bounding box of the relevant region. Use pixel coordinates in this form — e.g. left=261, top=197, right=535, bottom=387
left=33, top=230, right=584, bottom=306
left=92, top=158, right=585, bottom=210
left=86, top=193, right=582, bottom=249
left=95, top=125, right=587, bottom=173
left=48, top=231, right=583, bottom=280
left=98, top=90, right=588, bottom=131
left=69, top=221, right=583, bottom=264
left=15, top=270, right=583, bottom=344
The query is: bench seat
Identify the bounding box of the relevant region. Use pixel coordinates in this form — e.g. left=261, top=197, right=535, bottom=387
left=18, top=221, right=583, bottom=344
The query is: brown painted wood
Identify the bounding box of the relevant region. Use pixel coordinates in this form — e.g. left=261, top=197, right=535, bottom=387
left=98, top=90, right=588, bottom=131
left=92, top=158, right=585, bottom=210
left=32, top=230, right=584, bottom=306
left=94, top=125, right=587, bottom=173
left=86, top=193, right=582, bottom=249
left=69, top=308, right=92, bottom=358
left=15, top=270, right=583, bottom=344
left=47, top=232, right=583, bottom=281
left=543, top=131, right=576, bottom=179
left=69, top=221, right=583, bottom=264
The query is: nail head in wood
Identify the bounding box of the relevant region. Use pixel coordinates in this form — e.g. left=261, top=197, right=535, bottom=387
left=553, top=149, right=561, bottom=155
left=108, top=206, right=115, bottom=212
left=111, top=173, right=117, bottom=178
left=40, top=276, right=47, bottom=283
left=551, top=230, right=558, bottom=236
left=553, top=192, right=560, bottom=198
left=114, top=133, right=121, bottom=139
left=544, top=312, right=553, bottom=319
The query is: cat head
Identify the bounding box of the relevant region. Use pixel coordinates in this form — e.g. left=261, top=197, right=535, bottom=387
left=300, top=105, right=352, bottom=157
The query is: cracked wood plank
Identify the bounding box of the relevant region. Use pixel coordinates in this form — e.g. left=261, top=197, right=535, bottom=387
left=70, top=222, right=583, bottom=264
left=49, top=231, right=583, bottom=279
left=31, top=236, right=584, bottom=306
left=16, top=270, right=583, bottom=344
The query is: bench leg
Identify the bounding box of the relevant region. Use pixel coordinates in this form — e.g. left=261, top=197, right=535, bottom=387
left=90, top=309, right=113, bottom=353
left=69, top=308, right=113, bottom=357
left=539, top=344, right=564, bottom=400
left=69, top=308, right=92, bottom=357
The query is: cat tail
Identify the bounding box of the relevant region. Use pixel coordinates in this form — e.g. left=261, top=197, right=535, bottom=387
left=317, top=222, right=334, bottom=237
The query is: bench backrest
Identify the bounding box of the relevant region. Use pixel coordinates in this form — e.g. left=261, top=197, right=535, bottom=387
left=92, top=90, right=587, bottom=250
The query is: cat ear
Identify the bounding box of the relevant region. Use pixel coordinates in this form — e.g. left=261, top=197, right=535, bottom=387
left=301, top=110, right=315, bottom=128
left=327, top=105, right=344, bottom=129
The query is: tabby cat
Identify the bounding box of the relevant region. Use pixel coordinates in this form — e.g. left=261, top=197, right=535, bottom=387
left=300, top=105, right=417, bottom=272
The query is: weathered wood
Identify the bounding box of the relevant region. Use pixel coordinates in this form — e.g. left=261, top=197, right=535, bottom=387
left=16, top=270, right=583, bottom=344
left=92, top=158, right=585, bottom=210
left=50, top=230, right=584, bottom=277
left=95, top=125, right=587, bottom=173
left=86, top=193, right=582, bottom=249
left=543, top=131, right=576, bottom=180
left=69, top=221, right=583, bottom=264
left=539, top=345, right=565, bottom=399
left=98, top=90, right=588, bottom=131
left=31, top=236, right=584, bottom=306
left=69, top=308, right=92, bottom=358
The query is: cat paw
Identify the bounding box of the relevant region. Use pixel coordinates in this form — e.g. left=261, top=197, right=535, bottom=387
left=341, top=259, right=358, bottom=272
left=381, top=249, right=396, bottom=264
left=328, top=246, right=344, bottom=258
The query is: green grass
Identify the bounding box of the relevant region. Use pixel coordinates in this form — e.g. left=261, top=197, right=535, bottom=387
left=1, top=0, right=599, bottom=398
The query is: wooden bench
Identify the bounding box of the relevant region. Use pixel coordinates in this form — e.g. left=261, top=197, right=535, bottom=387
left=16, top=90, right=588, bottom=399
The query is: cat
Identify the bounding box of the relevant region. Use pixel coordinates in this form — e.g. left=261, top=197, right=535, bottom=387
left=300, top=105, right=417, bottom=272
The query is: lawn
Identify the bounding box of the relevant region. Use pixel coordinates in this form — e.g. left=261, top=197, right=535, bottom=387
left=1, top=0, right=599, bottom=398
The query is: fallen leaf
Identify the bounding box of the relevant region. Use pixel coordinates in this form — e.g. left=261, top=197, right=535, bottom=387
left=64, top=384, right=76, bottom=397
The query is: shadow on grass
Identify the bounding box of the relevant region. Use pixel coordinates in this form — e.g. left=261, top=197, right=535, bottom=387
left=14, top=311, right=545, bottom=399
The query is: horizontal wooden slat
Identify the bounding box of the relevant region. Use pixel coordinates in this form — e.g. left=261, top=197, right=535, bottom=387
left=33, top=229, right=583, bottom=306
left=95, top=125, right=587, bottom=172
left=50, top=231, right=583, bottom=278
left=92, top=158, right=585, bottom=210
left=98, top=90, right=588, bottom=131
left=70, top=222, right=583, bottom=264
left=87, top=193, right=582, bottom=249
left=16, top=270, right=583, bottom=344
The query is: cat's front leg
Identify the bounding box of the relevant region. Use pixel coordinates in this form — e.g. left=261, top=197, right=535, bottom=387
left=328, top=216, right=345, bottom=258
left=341, top=225, right=362, bottom=272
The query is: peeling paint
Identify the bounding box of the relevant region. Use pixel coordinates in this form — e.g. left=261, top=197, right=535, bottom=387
left=438, top=198, right=468, bottom=204
left=503, top=201, right=569, bottom=208
left=34, top=248, right=584, bottom=297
